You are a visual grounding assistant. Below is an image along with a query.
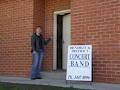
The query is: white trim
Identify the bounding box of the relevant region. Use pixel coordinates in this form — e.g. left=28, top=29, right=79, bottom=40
left=53, top=9, right=71, bottom=70
left=54, top=9, right=71, bottom=15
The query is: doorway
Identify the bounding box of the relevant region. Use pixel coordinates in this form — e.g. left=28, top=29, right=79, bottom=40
left=53, top=10, right=71, bottom=70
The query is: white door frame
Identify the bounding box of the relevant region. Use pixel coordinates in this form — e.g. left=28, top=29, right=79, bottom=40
left=53, top=9, right=71, bottom=70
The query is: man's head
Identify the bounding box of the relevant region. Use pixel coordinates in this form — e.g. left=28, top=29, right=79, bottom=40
left=35, top=26, right=42, bottom=35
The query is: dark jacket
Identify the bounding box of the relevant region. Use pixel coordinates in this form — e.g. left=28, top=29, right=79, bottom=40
left=31, top=33, right=51, bottom=52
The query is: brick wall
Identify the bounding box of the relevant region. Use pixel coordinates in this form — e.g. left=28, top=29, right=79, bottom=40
left=33, top=0, right=45, bottom=32
left=0, top=0, right=34, bottom=77
left=43, top=0, right=70, bottom=70
left=71, top=0, right=120, bottom=83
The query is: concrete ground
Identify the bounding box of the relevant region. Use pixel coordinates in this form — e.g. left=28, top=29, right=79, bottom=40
left=0, top=75, right=120, bottom=90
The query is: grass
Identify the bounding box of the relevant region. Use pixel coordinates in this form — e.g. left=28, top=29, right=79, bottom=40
left=0, top=82, right=89, bottom=90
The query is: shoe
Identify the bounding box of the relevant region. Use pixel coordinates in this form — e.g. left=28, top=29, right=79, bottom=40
left=31, top=78, right=36, bottom=80
left=36, top=77, right=42, bottom=79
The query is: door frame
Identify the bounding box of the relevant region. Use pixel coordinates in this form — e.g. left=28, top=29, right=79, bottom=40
left=53, top=9, right=71, bottom=70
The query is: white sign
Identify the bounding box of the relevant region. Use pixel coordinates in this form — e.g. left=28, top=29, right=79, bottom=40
left=66, top=45, right=92, bottom=81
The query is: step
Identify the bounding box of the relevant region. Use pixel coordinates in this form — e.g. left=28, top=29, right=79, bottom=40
left=41, top=71, right=66, bottom=80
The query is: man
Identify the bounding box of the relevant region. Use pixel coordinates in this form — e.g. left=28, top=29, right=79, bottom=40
left=31, top=26, right=51, bottom=80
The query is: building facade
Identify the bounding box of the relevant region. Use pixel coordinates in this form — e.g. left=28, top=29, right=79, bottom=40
left=0, top=0, right=120, bottom=83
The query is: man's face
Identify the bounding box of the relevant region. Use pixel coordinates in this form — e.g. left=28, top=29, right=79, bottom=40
left=36, top=27, right=42, bottom=34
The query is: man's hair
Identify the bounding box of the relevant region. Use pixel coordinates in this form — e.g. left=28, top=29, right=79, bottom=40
left=37, top=26, right=41, bottom=28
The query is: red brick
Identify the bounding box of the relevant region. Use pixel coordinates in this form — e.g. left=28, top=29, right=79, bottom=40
left=0, top=0, right=33, bottom=77
left=71, top=0, right=120, bottom=83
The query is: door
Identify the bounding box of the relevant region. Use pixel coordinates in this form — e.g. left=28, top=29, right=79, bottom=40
left=62, top=14, right=71, bottom=69
left=57, top=15, right=63, bottom=69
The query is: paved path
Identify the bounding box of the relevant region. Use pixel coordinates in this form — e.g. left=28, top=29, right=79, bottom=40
left=0, top=76, right=120, bottom=90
